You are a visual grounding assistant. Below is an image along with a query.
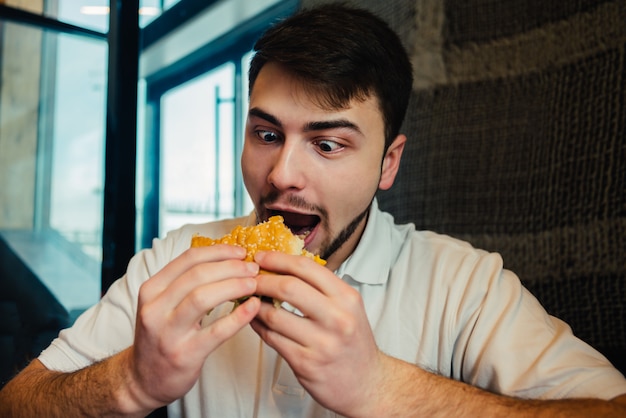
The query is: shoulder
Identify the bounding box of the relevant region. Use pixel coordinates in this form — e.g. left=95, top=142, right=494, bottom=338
left=399, top=224, right=503, bottom=277
left=390, top=222, right=513, bottom=316
left=373, top=205, right=487, bottom=264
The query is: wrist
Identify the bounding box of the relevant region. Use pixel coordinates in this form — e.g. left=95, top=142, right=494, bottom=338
left=344, top=352, right=398, bottom=418
left=113, top=347, right=163, bottom=417
left=348, top=353, right=428, bottom=418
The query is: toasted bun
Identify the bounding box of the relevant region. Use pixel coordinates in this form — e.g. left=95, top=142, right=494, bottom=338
left=191, top=215, right=326, bottom=265
left=191, top=216, right=325, bottom=309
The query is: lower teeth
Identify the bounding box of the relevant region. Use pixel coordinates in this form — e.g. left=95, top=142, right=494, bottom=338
left=297, top=230, right=311, bottom=239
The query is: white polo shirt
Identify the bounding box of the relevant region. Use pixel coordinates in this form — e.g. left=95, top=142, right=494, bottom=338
left=39, top=200, right=626, bottom=417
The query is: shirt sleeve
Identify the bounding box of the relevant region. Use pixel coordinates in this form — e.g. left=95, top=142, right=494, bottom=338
left=38, top=227, right=191, bottom=372
left=451, top=252, right=626, bottom=400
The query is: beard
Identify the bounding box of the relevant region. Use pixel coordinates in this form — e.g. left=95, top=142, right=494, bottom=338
left=320, top=205, right=370, bottom=261
left=258, top=191, right=372, bottom=262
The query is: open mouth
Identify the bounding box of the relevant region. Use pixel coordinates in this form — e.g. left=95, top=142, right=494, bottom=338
left=268, top=210, right=320, bottom=239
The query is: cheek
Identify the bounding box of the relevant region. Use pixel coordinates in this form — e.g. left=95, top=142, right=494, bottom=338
left=344, top=162, right=381, bottom=193
left=241, top=146, right=261, bottom=195
left=327, top=165, right=380, bottom=210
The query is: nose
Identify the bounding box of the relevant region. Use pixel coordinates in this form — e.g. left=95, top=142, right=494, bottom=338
left=267, top=143, right=306, bottom=191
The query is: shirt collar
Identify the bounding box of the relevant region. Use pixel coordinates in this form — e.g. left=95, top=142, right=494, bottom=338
left=335, top=199, right=395, bottom=285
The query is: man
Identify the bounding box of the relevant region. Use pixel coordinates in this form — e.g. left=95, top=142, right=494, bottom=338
left=1, top=4, right=626, bottom=417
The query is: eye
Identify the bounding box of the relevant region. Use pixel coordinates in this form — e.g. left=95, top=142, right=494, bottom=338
left=315, top=139, right=343, bottom=153
left=255, top=130, right=280, bottom=143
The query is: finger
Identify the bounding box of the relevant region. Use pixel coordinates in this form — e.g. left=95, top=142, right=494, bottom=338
left=140, top=245, right=247, bottom=302
left=163, top=259, right=259, bottom=313
left=254, top=272, right=330, bottom=318
left=254, top=251, right=345, bottom=298
left=252, top=298, right=319, bottom=347
left=172, top=276, right=258, bottom=328
left=250, top=311, right=306, bottom=360
left=255, top=270, right=357, bottom=327
left=198, top=296, right=261, bottom=354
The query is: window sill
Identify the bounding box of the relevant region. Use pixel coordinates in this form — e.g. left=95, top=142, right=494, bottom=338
left=0, top=229, right=100, bottom=315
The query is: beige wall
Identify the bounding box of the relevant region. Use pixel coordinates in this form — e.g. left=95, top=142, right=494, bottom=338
left=0, top=0, right=44, bottom=228
left=0, top=0, right=43, bottom=14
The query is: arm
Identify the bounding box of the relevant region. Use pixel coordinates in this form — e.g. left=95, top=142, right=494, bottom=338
left=0, top=245, right=261, bottom=417
left=366, top=354, right=626, bottom=418
left=250, top=250, right=626, bottom=417
left=0, top=354, right=145, bottom=418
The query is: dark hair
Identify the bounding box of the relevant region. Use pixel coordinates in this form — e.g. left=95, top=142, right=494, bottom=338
left=249, top=3, right=413, bottom=150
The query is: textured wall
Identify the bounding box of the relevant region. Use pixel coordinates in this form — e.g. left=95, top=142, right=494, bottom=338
left=301, top=0, right=626, bottom=364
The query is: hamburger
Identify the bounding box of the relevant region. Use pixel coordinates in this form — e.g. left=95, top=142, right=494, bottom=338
left=191, top=215, right=326, bottom=307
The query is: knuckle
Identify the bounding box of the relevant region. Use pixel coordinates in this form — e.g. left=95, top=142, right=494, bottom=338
left=156, top=338, right=185, bottom=369
left=138, top=281, right=152, bottom=305
left=181, top=246, right=204, bottom=264
left=187, top=287, right=208, bottom=312
left=276, top=277, right=299, bottom=302
left=137, top=303, right=159, bottom=330
left=293, top=254, right=313, bottom=271
left=268, top=303, right=284, bottom=324
left=225, top=259, right=251, bottom=277
left=343, top=286, right=362, bottom=307
left=184, top=263, right=205, bottom=283
left=336, top=314, right=357, bottom=338
left=207, top=320, right=228, bottom=341
left=261, top=302, right=282, bottom=327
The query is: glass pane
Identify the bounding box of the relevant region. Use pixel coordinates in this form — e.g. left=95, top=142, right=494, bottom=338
left=160, top=62, right=236, bottom=234
left=139, top=0, right=163, bottom=28
left=47, top=0, right=175, bottom=32
left=56, top=0, right=110, bottom=33
left=163, top=0, right=181, bottom=9
left=48, top=33, right=107, bottom=264
left=0, top=20, right=105, bottom=314
left=1, top=0, right=109, bottom=33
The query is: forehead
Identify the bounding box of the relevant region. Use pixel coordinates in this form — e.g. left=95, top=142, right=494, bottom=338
left=249, top=63, right=384, bottom=131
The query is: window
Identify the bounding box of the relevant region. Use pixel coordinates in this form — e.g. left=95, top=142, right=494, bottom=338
left=137, top=0, right=297, bottom=246
left=160, top=62, right=240, bottom=233
left=0, top=15, right=107, bottom=313
left=0, top=0, right=297, bottom=315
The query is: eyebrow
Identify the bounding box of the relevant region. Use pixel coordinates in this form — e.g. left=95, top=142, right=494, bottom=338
left=248, top=107, right=362, bottom=135
left=249, top=108, right=281, bottom=127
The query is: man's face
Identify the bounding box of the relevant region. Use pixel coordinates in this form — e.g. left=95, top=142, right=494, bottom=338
left=242, top=62, right=402, bottom=270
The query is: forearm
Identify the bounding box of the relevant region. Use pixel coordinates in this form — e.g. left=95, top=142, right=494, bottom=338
left=361, top=354, right=626, bottom=418
left=0, top=349, right=154, bottom=418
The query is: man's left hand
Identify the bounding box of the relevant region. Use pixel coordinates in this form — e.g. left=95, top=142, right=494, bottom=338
left=250, top=250, right=384, bottom=416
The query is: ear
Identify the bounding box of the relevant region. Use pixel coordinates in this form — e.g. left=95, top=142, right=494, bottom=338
left=379, top=134, right=406, bottom=190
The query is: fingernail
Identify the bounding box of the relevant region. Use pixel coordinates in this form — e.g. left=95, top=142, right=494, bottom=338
left=246, top=262, right=259, bottom=275
left=254, top=251, right=265, bottom=262
left=244, top=296, right=260, bottom=313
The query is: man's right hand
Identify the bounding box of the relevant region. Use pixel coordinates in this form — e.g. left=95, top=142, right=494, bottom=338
left=0, top=244, right=261, bottom=417
left=123, top=243, right=261, bottom=412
